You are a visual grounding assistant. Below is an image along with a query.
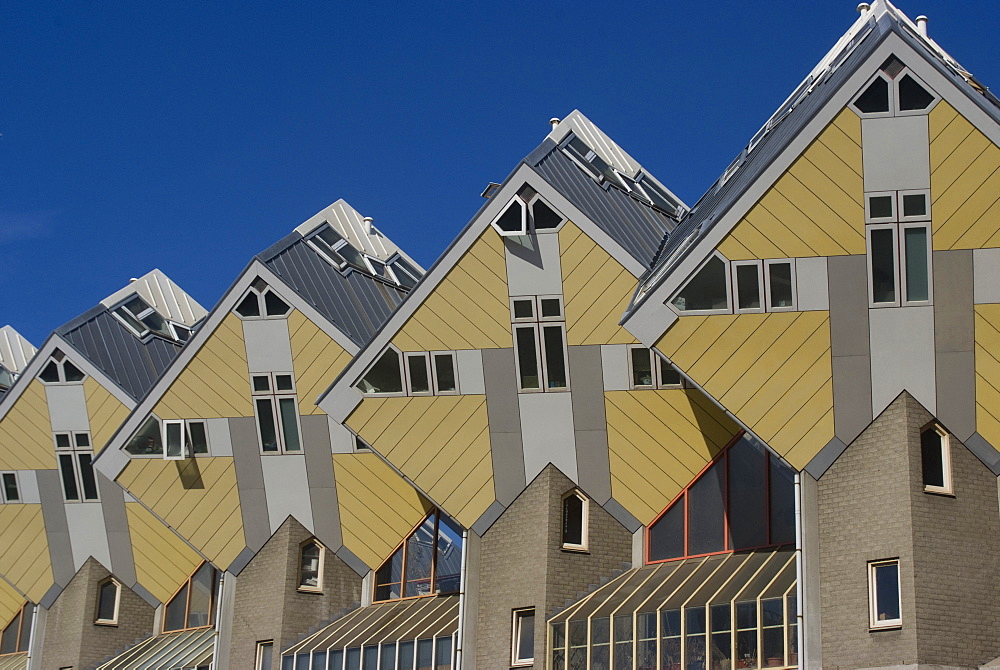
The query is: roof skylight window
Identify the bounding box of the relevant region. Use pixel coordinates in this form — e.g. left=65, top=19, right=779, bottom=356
left=112, top=294, right=193, bottom=343
left=562, top=135, right=628, bottom=190
left=307, top=223, right=367, bottom=271
left=388, top=257, right=422, bottom=290
left=0, top=366, right=13, bottom=391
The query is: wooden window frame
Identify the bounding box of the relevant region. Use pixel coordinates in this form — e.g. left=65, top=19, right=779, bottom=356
left=94, top=577, right=121, bottom=626
left=511, top=608, right=536, bottom=666
left=560, top=490, right=589, bottom=552
left=162, top=562, right=218, bottom=634
left=297, top=539, right=325, bottom=593
left=868, top=559, right=902, bottom=630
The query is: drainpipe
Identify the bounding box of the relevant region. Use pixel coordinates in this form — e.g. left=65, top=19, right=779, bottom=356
left=210, top=571, right=226, bottom=669
left=793, top=473, right=805, bottom=667
left=454, top=530, right=470, bottom=669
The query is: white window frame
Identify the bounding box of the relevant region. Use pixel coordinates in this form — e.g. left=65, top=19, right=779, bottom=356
left=511, top=608, right=536, bottom=666
left=764, top=259, right=798, bottom=312
left=233, top=286, right=292, bottom=320
left=893, top=69, right=940, bottom=117
left=867, top=224, right=902, bottom=307
left=731, top=260, right=765, bottom=314
left=54, top=432, right=99, bottom=503
left=491, top=197, right=528, bottom=237
left=513, top=324, right=545, bottom=393
left=899, top=223, right=933, bottom=306
left=560, top=490, right=589, bottom=552
left=430, top=351, right=460, bottom=395
left=251, top=373, right=303, bottom=455
left=160, top=420, right=211, bottom=460
left=403, top=352, right=433, bottom=396
left=868, top=559, right=902, bottom=629
left=627, top=346, right=684, bottom=390
left=0, top=472, right=20, bottom=504
left=667, top=251, right=733, bottom=316
left=255, top=641, right=274, bottom=670
left=865, top=191, right=898, bottom=224
left=526, top=193, right=566, bottom=233
left=37, top=357, right=88, bottom=385
left=297, top=539, right=325, bottom=593
left=356, top=346, right=406, bottom=397
left=898, top=189, right=931, bottom=222
left=511, top=296, right=569, bottom=393
left=850, top=72, right=895, bottom=119
left=921, top=423, right=952, bottom=495
left=94, top=577, right=121, bottom=626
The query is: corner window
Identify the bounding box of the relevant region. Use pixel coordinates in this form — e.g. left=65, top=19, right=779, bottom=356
left=0, top=473, right=19, bottom=503
left=251, top=373, right=301, bottom=454
left=233, top=280, right=292, bottom=319
left=670, top=255, right=729, bottom=314
left=491, top=184, right=565, bottom=237
left=511, top=608, right=535, bottom=666
left=868, top=560, right=902, bottom=629
left=0, top=603, right=32, bottom=655
left=373, top=509, right=463, bottom=602
left=38, top=352, right=86, bottom=384
left=55, top=432, right=99, bottom=502
left=511, top=296, right=568, bottom=392
left=561, top=490, right=589, bottom=551
left=629, top=347, right=684, bottom=389
left=298, top=539, right=324, bottom=593
left=95, top=578, right=121, bottom=625
left=163, top=562, right=217, bottom=633
left=921, top=424, right=952, bottom=495
left=851, top=56, right=938, bottom=118
left=125, top=416, right=164, bottom=456
left=357, top=348, right=404, bottom=395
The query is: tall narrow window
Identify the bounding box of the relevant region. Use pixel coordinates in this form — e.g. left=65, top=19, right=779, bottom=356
left=373, top=509, right=463, bottom=602
left=256, top=641, right=274, bottom=670
left=95, top=578, right=121, bottom=625
left=163, top=562, right=217, bottom=632
left=561, top=490, right=588, bottom=551
left=869, top=560, right=902, bottom=629
left=866, top=197, right=932, bottom=308
left=511, top=609, right=535, bottom=666
left=765, top=260, right=795, bottom=310
left=671, top=255, right=729, bottom=313
left=54, top=432, right=99, bottom=502
left=1, top=473, right=19, bottom=503
left=902, top=225, right=930, bottom=303
left=0, top=603, right=32, bottom=655
left=734, top=262, right=763, bottom=312
left=869, top=226, right=898, bottom=305
left=432, top=353, right=458, bottom=394
left=511, top=296, right=568, bottom=392
left=251, top=373, right=301, bottom=453
left=298, top=540, right=324, bottom=592
left=921, top=424, right=951, bottom=494
left=405, top=353, right=431, bottom=395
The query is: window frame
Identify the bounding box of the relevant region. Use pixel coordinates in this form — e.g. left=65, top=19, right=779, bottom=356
left=403, top=352, right=433, bottom=396
left=430, top=351, right=460, bottom=396
left=899, top=222, right=933, bottom=306
left=233, top=285, right=292, bottom=320
left=297, top=539, right=325, bottom=593
left=898, top=189, right=931, bottom=222
left=54, top=431, right=99, bottom=503
left=868, top=559, right=903, bottom=630
left=764, top=259, right=797, bottom=312
left=0, top=603, right=32, bottom=656
left=372, top=509, right=463, bottom=603
left=94, top=577, right=122, bottom=626
left=511, top=608, right=536, bottom=666
left=627, top=346, right=685, bottom=390
left=162, top=562, right=218, bottom=633
left=511, top=296, right=570, bottom=393
left=731, top=260, right=765, bottom=314
left=851, top=66, right=939, bottom=119
left=491, top=197, right=528, bottom=237
left=37, top=356, right=88, bottom=385
left=867, top=224, right=902, bottom=307
left=0, top=472, right=20, bottom=504
left=251, top=372, right=303, bottom=455
left=865, top=191, right=898, bottom=224
left=920, top=423, right=952, bottom=495
left=255, top=641, right=274, bottom=670
left=667, top=252, right=733, bottom=316
left=560, top=490, right=589, bottom=552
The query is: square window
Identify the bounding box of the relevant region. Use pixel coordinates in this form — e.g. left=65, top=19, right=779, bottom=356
left=540, top=298, right=562, bottom=319
left=869, top=560, right=902, bottom=629
left=512, top=608, right=535, bottom=666
left=252, top=375, right=271, bottom=393
left=902, top=194, right=926, bottom=218
left=866, top=192, right=897, bottom=223
left=275, top=374, right=294, bottom=392
left=512, top=298, right=535, bottom=320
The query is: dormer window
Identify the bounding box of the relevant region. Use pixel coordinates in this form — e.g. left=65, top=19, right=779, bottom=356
left=234, top=280, right=292, bottom=319
left=112, top=294, right=192, bottom=343
left=38, top=351, right=87, bottom=384
left=306, top=223, right=418, bottom=288
left=851, top=55, right=937, bottom=117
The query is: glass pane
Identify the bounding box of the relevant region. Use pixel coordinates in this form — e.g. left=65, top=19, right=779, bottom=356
left=672, top=257, right=728, bottom=311
left=338, top=243, right=369, bottom=271
left=187, top=564, right=215, bottom=628
left=59, top=454, right=79, bottom=501
left=613, top=615, right=632, bottom=670
left=729, top=439, right=767, bottom=550
left=416, top=639, right=433, bottom=669
left=75, top=433, right=90, bottom=447
left=257, top=643, right=274, bottom=670
left=761, top=598, right=783, bottom=627
left=275, top=374, right=294, bottom=391
left=513, top=299, right=534, bottom=319
left=592, top=617, right=610, bottom=644
left=398, top=642, right=414, bottom=670
left=904, top=227, right=929, bottom=302
left=662, top=609, right=681, bottom=669
left=63, top=360, right=86, bottom=382
left=279, top=398, right=301, bottom=451
left=236, top=292, right=261, bottom=317
left=660, top=358, right=681, bottom=387
left=871, top=228, right=897, bottom=303
left=515, top=327, right=540, bottom=390
left=688, top=457, right=726, bottom=555
left=516, top=613, right=536, bottom=661
left=898, top=74, right=934, bottom=110
left=380, top=643, right=396, bottom=670
left=363, top=646, right=378, bottom=670
left=855, top=77, right=890, bottom=113
left=874, top=563, right=900, bottom=621
left=253, top=375, right=271, bottom=392
left=166, top=422, right=184, bottom=458
left=264, top=290, right=291, bottom=316
left=768, top=263, right=794, bottom=308
left=40, top=360, right=60, bottom=383
left=921, top=428, right=945, bottom=488
left=710, top=604, right=731, bottom=666
left=540, top=298, right=562, bottom=318
left=736, top=264, right=761, bottom=310
left=312, top=651, right=329, bottom=670
left=542, top=326, right=567, bottom=389
left=769, top=456, right=796, bottom=546
left=2, top=473, right=19, bottom=502
left=358, top=350, right=403, bottom=394
left=97, top=581, right=118, bottom=621
left=496, top=200, right=525, bottom=234
left=164, top=583, right=188, bottom=631
left=869, top=195, right=894, bottom=219
left=590, top=645, right=608, bottom=670
left=126, top=416, right=163, bottom=455
left=189, top=422, right=209, bottom=455
left=282, top=655, right=294, bottom=670
left=648, top=499, right=685, bottom=561
left=433, top=355, right=456, bottom=393
left=300, top=542, right=321, bottom=589
left=902, top=193, right=927, bottom=218
left=55, top=433, right=71, bottom=449
left=762, top=628, right=784, bottom=667
left=140, top=311, right=171, bottom=338
left=434, top=637, right=452, bottom=670
left=374, top=546, right=403, bottom=601
left=256, top=399, right=280, bottom=452
left=317, top=226, right=345, bottom=247
left=346, top=648, right=362, bottom=670
left=569, top=619, right=588, bottom=647
left=404, top=515, right=436, bottom=597
left=115, top=306, right=147, bottom=335
left=631, top=348, right=653, bottom=387
left=562, top=495, right=584, bottom=546
left=78, top=454, right=99, bottom=500
left=17, top=606, right=31, bottom=653
left=0, top=611, right=19, bottom=654
left=434, top=514, right=463, bottom=594
left=408, top=355, right=430, bottom=393
left=532, top=199, right=562, bottom=229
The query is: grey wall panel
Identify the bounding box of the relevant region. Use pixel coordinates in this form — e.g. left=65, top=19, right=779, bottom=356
left=869, top=306, right=936, bottom=417
left=937, top=351, right=977, bottom=441
left=242, top=319, right=294, bottom=373
left=800, top=472, right=822, bottom=668
left=456, top=349, right=485, bottom=396
left=44, top=385, right=90, bottom=433
left=261, top=454, right=313, bottom=534
left=828, top=256, right=870, bottom=358
left=795, top=257, right=829, bottom=311
left=206, top=418, right=233, bottom=457
left=569, top=346, right=612, bottom=504
left=804, top=436, right=849, bottom=480
left=831, top=355, right=873, bottom=444
left=97, top=473, right=136, bottom=584
left=65, top=503, right=111, bottom=573
left=471, top=500, right=506, bottom=537
left=600, top=345, right=630, bottom=392
left=973, top=248, right=1000, bottom=304
left=335, top=545, right=369, bottom=578
left=519, top=392, right=577, bottom=484
left=603, top=498, right=641, bottom=534
left=482, top=349, right=525, bottom=506
left=964, top=432, right=1000, bottom=475
left=504, top=233, right=564, bottom=297
left=934, top=250, right=976, bottom=440
left=301, top=415, right=342, bottom=550
left=131, top=582, right=159, bottom=608
left=37, top=470, right=75, bottom=586
left=861, top=115, right=930, bottom=191
left=229, top=417, right=270, bottom=551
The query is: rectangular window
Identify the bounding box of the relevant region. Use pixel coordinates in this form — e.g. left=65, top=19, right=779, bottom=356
left=869, top=559, right=902, bottom=629
left=511, top=608, right=535, bottom=666
left=512, top=296, right=569, bottom=393
left=765, top=260, right=796, bottom=311
left=405, top=353, right=432, bottom=395
left=901, top=224, right=931, bottom=304
left=54, top=432, right=98, bottom=502
left=868, top=225, right=899, bottom=306
left=256, top=641, right=274, bottom=670
left=0, top=473, right=19, bottom=503
left=629, top=347, right=684, bottom=390
left=733, top=261, right=763, bottom=313
left=865, top=191, right=897, bottom=223
left=515, top=326, right=542, bottom=391
left=164, top=420, right=185, bottom=460
left=899, top=189, right=930, bottom=221
left=868, top=223, right=932, bottom=307
left=251, top=373, right=302, bottom=454
left=432, top=353, right=458, bottom=394
left=921, top=425, right=952, bottom=494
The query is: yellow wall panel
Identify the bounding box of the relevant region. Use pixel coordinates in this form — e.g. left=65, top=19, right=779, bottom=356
left=930, top=102, right=1000, bottom=250
left=0, top=505, right=52, bottom=603
left=718, top=108, right=864, bottom=261
left=84, top=378, right=131, bottom=451
left=0, top=581, right=24, bottom=632
left=126, top=502, right=202, bottom=604
left=0, top=381, right=56, bottom=471
left=975, top=305, right=1000, bottom=450
left=605, top=389, right=741, bottom=524
left=154, top=314, right=252, bottom=420
left=333, top=453, right=432, bottom=569
left=287, top=310, right=353, bottom=415
left=117, top=457, right=245, bottom=569
left=392, top=229, right=511, bottom=352
left=655, top=312, right=834, bottom=467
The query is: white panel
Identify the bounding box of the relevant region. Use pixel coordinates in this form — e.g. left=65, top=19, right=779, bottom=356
left=869, top=306, right=936, bottom=417
left=261, top=454, right=314, bottom=534
left=65, top=502, right=111, bottom=572
left=504, top=234, right=563, bottom=297
left=519, top=393, right=577, bottom=483
left=795, top=257, right=830, bottom=311
left=207, top=418, right=233, bottom=457
left=18, top=470, right=40, bottom=504
left=45, top=384, right=90, bottom=433
left=456, top=350, right=485, bottom=395
left=242, top=319, right=294, bottom=373
left=974, top=248, right=1000, bottom=304
left=0, top=326, right=36, bottom=373
left=123, top=490, right=137, bottom=503
left=601, top=345, right=630, bottom=391
left=862, top=115, right=930, bottom=191
left=329, top=419, right=356, bottom=455
left=99, top=269, right=207, bottom=325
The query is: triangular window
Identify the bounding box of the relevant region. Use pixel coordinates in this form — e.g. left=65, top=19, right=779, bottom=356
left=898, top=74, right=934, bottom=111
left=670, top=255, right=729, bottom=313
left=854, top=76, right=890, bottom=114
left=356, top=348, right=403, bottom=395
left=374, top=509, right=463, bottom=601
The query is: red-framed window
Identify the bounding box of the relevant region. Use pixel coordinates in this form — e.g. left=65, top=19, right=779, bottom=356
left=646, top=433, right=795, bottom=563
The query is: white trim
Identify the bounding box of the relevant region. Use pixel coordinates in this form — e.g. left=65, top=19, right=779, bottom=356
left=764, top=259, right=798, bottom=312
left=865, top=191, right=898, bottom=224
left=162, top=420, right=187, bottom=460
left=510, top=607, right=536, bottom=666
left=431, top=352, right=459, bottom=395
left=491, top=197, right=528, bottom=237
left=297, top=539, right=325, bottom=593
left=732, top=260, right=765, bottom=314
left=850, top=71, right=895, bottom=119
left=94, top=577, right=122, bottom=626
left=867, top=224, right=901, bottom=308
left=667, top=251, right=732, bottom=316
left=868, top=559, right=902, bottom=629
left=0, top=471, right=20, bottom=504
left=403, top=352, right=433, bottom=396
left=355, top=346, right=406, bottom=397
left=513, top=324, right=544, bottom=393
left=900, top=223, right=933, bottom=306
left=560, top=490, right=589, bottom=552
left=921, top=423, right=952, bottom=495
left=897, top=189, right=931, bottom=222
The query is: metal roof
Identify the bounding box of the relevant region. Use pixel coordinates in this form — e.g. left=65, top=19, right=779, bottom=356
left=0, top=327, right=36, bottom=375
left=95, top=628, right=215, bottom=670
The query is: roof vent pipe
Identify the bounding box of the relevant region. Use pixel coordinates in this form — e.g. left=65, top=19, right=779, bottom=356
left=857, top=2, right=870, bottom=13
left=915, top=15, right=928, bottom=37
left=362, top=216, right=374, bottom=233
left=549, top=117, right=561, bottom=129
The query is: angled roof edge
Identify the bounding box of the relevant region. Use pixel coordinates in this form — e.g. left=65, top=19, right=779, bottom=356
left=0, top=326, right=36, bottom=374
left=624, top=11, right=1000, bottom=332
left=97, top=269, right=209, bottom=327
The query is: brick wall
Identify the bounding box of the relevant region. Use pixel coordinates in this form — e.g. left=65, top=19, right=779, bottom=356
left=38, top=557, right=154, bottom=670
left=475, top=465, right=631, bottom=670
left=229, top=516, right=362, bottom=670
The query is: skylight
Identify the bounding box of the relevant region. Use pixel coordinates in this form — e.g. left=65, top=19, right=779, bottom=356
left=305, top=222, right=423, bottom=289
left=112, top=294, right=193, bottom=344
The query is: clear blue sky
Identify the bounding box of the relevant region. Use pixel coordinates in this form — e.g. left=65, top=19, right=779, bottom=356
left=3, top=1, right=998, bottom=346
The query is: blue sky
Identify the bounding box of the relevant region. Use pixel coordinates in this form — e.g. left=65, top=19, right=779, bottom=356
left=3, top=1, right=998, bottom=346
